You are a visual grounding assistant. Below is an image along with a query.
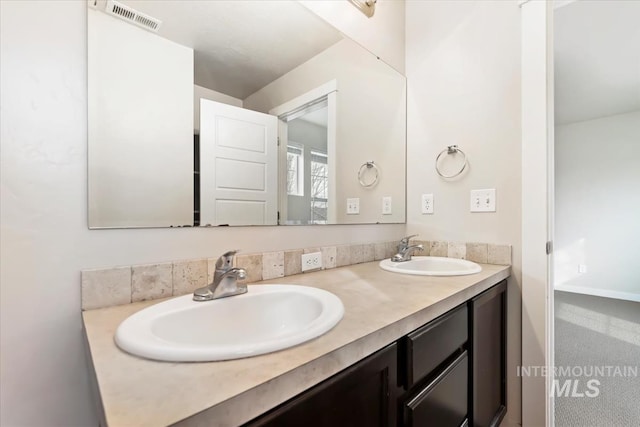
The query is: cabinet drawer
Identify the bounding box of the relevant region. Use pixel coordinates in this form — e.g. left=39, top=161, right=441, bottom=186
left=404, top=305, right=467, bottom=387
left=404, top=351, right=468, bottom=427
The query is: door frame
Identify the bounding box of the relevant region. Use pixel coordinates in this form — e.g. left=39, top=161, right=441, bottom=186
left=520, top=1, right=555, bottom=426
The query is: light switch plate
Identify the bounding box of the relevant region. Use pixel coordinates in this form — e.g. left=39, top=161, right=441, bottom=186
left=470, top=189, right=496, bottom=212
left=421, top=194, right=434, bottom=214
left=346, top=198, right=360, bottom=215
left=382, top=196, right=392, bottom=215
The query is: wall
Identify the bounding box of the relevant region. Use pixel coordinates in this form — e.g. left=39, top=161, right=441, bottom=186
left=299, top=0, right=405, bottom=73
left=405, top=1, right=522, bottom=424
left=244, top=38, right=407, bottom=224
left=88, top=9, right=194, bottom=228
left=0, top=2, right=405, bottom=426
left=554, top=111, right=640, bottom=301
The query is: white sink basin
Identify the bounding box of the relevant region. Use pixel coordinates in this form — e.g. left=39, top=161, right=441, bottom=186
left=379, top=256, right=481, bottom=276
left=115, top=285, right=344, bottom=362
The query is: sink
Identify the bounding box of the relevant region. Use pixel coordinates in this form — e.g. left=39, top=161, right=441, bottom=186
left=379, top=256, right=481, bottom=276
left=115, top=285, right=344, bottom=362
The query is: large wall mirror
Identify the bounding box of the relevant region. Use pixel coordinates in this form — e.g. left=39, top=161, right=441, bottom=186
left=88, top=0, right=406, bottom=228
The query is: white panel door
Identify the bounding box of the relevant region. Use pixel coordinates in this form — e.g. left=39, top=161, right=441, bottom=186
left=200, top=99, right=278, bottom=226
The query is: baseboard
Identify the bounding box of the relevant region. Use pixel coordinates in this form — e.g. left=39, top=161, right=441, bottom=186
left=554, top=284, right=640, bottom=302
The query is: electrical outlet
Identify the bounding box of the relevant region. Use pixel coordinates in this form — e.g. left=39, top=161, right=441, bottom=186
left=382, top=196, right=392, bottom=215
left=470, top=188, right=496, bottom=212
left=301, top=252, right=323, bottom=272
left=421, top=194, right=434, bottom=214
left=578, top=264, right=587, bottom=274
left=346, top=198, right=360, bottom=215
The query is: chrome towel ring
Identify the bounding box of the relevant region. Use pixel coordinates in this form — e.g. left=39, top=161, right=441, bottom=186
left=358, top=161, right=379, bottom=187
left=435, top=145, right=467, bottom=179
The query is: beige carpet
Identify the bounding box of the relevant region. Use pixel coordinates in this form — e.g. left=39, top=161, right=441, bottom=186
left=554, top=291, right=640, bottom=427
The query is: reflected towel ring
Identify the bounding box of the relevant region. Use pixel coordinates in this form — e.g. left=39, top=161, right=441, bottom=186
left=358, top=161, right=379, bottom=187
left=435, top=145, right=467, bottom=178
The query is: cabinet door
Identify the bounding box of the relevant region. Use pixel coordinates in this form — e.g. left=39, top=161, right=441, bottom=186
left=245, top=343, right=398, bottom=427
left=403, top=351, right=468, bottom=427
left=469, top=280, right=507, bottom=427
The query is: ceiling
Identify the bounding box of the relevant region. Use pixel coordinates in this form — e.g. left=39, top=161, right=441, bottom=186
left=554, top=0, right=640, bottom=125
left=118, top=1, right=343, bottom=100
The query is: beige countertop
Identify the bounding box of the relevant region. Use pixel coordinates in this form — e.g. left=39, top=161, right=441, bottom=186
left=83, top=261, right=510, bottom=427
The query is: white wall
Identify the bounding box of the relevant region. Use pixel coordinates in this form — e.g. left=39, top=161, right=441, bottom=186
left=245, top=38, right=407, bottom=224
left=405, top=1, right=522, bottom=424
left=299, top=0, right=405, bottom=73
left=88, top=9, right=194, bottom=228
left=0, top=2, right=405, bottom=425
left=554, top=111, right=640, bottom=301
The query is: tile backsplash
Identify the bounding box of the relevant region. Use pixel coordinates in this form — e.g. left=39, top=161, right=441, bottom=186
left=81, top=239, right=512, bottom=310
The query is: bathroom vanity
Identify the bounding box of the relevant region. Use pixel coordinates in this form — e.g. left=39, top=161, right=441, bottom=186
left=82, top=261, right=509, bottom=427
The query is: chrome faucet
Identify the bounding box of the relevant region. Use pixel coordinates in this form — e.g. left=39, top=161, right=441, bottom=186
left=392, top=235, right=424, bottom=262
left=193, top=250, right=247, bottom=301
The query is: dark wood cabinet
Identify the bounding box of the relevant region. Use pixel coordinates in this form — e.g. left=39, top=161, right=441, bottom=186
left=245, top=343, right=399, bottom=427
left=469, top=280, right=507, bottom=427
left=245, top=280, right=507, bottom=427
left=403, top=351, right=468, bottom=427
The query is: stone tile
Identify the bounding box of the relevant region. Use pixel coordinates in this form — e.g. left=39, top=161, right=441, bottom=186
left=374, top=242, right=387, bottom=260
left=488, top=244, right=511, bottom=265
left=413, top=240, right=430, bottom=256
left=448, top=242, right=466, bottom=259
left=386, top=241, right=399, bottom=258
left=363, top=243, right=375, bottom=262
left=172, top=259, right=208, bottom=296
left=303, top=247, right=321, bottom=254
left=336, top=245, right=351, bottom=267
left=350, top=244, right=364, bottom=265
left=131, top=263, right=172, bottom=303
left=466, top=243, right=488, bottom=264
left=284, top=249, right=302, bottom=276
left=236, top=254, right=263, bottom=283
left=262, top=251, right=284, bottom=280
left=430, top=241, right=448, bottom=257
left=82, top=266, right=131, bottom=310
left=207, top=258, right=216, bottom=284
left=321, top=246, right=337, bottom=269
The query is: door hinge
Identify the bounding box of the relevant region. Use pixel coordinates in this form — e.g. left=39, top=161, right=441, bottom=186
left=277, top=210, right=280, bottom=225
left=546, top=241, right=553, bottom=255
left=277, top=137, right=280, bottom=146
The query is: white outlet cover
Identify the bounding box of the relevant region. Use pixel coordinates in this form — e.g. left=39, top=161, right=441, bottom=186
left=301, top=252, right=322, bottom=272
left=382, top=196, right=392, bottom=215
left=346, top=198, right=360, bottom=215
left=470, top=189, right=496, bottom=212
left=421, top=194, right=434, bottom=214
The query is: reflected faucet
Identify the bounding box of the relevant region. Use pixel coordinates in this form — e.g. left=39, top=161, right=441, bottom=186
left=392, top=235, right=424, bottom=262
left=193, top=250, right=247, bottom=301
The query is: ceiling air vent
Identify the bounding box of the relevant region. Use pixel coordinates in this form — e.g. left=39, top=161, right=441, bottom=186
left=105, top=0, right=162, bottom=33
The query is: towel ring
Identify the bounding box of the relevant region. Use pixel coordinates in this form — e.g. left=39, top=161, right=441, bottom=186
left=358, top=161, right=379, bottom=187
left=435, top=145, right=467, bottom=178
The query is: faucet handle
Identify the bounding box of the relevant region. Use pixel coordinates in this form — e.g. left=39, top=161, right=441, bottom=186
left=400, top=234, right=418, bottom=245
left=215, top=250, right=240, bottom=270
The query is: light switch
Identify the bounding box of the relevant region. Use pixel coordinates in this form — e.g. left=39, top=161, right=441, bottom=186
left=470, top=189, right=496, bottom=212
left=347, top=198, right=360, bottom=215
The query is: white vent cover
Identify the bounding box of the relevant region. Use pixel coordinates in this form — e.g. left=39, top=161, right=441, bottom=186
left=105, top=0, right=162, bottom=32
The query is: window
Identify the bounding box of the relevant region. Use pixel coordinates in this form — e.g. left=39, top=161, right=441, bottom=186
left=310, top=150, right=328, bottom=224
left=287, top=144, right=304, bottom=196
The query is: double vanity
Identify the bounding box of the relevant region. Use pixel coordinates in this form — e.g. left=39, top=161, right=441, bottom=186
left=83, top=252, right=509, bottom=427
